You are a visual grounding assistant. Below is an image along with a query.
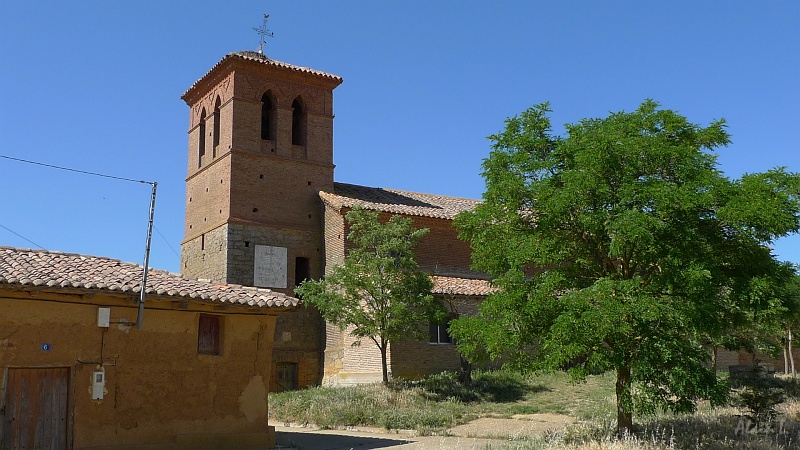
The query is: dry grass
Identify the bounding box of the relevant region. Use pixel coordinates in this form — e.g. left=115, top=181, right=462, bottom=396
left=269, top=371, right=800, bottom=448
left=494, top=401, right=800, bottom=449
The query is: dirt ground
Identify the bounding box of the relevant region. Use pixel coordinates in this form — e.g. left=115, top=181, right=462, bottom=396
left=274, top=413, right=575, bottom=449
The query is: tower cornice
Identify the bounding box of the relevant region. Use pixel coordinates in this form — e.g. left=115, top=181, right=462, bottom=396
left=182, top=51, right=343, bottom=105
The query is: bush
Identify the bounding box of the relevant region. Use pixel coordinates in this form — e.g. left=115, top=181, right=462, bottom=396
left=731, top=365, right=786, bottom=427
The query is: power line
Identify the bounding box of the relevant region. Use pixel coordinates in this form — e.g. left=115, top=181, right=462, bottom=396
left=2, top=153, right=161, bottom=329
left=154, top=226, right=181, bottom=259
left=0, top=223, right=46, bottom=250
left=0, top=154, right=153, bottom=185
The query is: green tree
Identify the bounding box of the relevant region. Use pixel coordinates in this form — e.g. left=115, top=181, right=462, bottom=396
left=733, top=263, right=797, bottom=365
left=781, top=272, right=800, bottom=375
left=295, top=207, right=440, bottom=385
left=452, top=100, right=800, bottom=434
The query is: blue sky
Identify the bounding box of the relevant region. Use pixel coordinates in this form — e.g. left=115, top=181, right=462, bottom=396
left=1, top=2, right=798, bottom=272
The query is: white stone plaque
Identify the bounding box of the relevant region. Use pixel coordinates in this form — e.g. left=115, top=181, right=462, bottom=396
left=254, top=245, right=287, bottom=288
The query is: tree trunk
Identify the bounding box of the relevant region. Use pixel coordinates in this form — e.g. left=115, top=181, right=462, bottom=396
left=711, top=345, right=718, bottom=372
left=380, top=340, right=389, bottom=386
left=615, top=364, right=633, bottom=437
left=458, top=357, right=473, bottom=387
left=784, top=344, right=789, bottom=375
left=790, top=327, right=796, bottom=377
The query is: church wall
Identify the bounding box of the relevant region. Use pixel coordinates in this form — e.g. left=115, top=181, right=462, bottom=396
left=227, top=152, right=332, bottom=232
left=322, top=203, right=346, bottom=273
left=322, top=207, right=484, bottom=382
left=183, top=157, right=233, bottom=241
left=321, top=324, right=388, bottom=386
left=391, top=295, right=481, bottom=379
left=320, top=203, right=347, bottom=383
left=338, top=211, right=478, bottom=278
left=322, top=321, right=345, bottom=382
left=269, top=306, right=324, bottom=390
left=222, top=222, right=321, bottom=289
left=410, top=216, right=477, bottom=277
left=229, top=67, right=336, bottom=167
left=223, top=222, right=324, bottom=389
left=390, top=339, right=463, bottom=379
left=181, top=224, right=229, bottom=283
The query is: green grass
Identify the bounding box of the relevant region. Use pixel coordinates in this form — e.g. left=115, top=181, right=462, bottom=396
left=269, top=369, right=615, bottom=434
left=268, top=380, right=466, bottom=433
left=269, top=371, right=800, bottom=448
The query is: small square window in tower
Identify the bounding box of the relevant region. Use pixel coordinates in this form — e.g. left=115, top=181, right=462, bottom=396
left=198, top=314, right=220, bottom=355
left=295, top=257, right=310, bottom=287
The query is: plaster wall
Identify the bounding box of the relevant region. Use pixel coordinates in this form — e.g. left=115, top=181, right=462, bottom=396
left=0, top=290, right=278, bottom=449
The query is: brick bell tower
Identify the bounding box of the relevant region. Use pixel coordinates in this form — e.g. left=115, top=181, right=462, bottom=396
left=181, top=51, right=343, bottom=389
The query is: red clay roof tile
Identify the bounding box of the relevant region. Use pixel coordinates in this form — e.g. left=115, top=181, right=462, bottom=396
left=0, top=247, right=298, bottom=309
left=321, top=182, right=481, bottom=220
left=431, top=276, right=496, bottom=297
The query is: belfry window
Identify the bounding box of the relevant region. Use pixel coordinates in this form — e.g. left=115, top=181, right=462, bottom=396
left=261, top=91, right=275, bottom=141
left=198, top=108, right=206, bottom=168
left=291, top=97, right=306, bottom=146
left=212, top=97, right=221, bottom=156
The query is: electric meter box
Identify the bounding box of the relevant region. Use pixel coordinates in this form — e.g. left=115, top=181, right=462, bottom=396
left=98, top=307, right=111, bottom=328
left=92, top=370, right=105, bottom=400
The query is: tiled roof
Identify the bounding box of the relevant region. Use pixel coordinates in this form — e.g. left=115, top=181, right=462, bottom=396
left=431, top=276, right=497, bottom=297
left=0, top=247, right=298, bottom=309
left=183, top=51, right=343, bottom=98
left=321, top=182, right=481, bottom=220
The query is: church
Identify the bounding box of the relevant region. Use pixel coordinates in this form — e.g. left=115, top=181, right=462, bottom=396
left=179, top=50, right=495, bottom=389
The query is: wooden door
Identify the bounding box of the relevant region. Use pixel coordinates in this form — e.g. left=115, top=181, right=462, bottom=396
left=276, top=363, right=297, bottom=392
left=1, top=367, right=69, bottom=450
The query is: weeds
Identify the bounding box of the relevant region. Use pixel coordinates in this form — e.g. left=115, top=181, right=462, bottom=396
left=269, top=382, right=468, bottom=433
left=269, top=370, right=800, bottom=448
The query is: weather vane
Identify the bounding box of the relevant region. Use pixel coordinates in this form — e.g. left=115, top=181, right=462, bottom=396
left=254, top=14, right=274, bottom=54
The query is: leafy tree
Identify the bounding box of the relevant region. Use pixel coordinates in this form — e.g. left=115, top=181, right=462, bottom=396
left=452, top=100, right=800, bottom=434
left=295, top=207, right=440, bottom=385
left=733, top=263, right=798, bottom=365
left=782, top=272, right=800, bottom=375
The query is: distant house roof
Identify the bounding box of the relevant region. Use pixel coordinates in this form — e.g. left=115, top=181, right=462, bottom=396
left=0, top=247, right=298, bottom=309
left=431, top=276, right=496, bottom=297
left=183, top=50, right=343, bottom=100
left=320, top=182, right=481, bottom=220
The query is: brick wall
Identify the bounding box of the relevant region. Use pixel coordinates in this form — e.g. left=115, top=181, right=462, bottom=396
left=321, top=206, right=486, bottom=382
left=322, top=203, right=346, bottom=273
left=391, top=295, right=481, bottom=379
left=336, top=210, right=480, bottom=278
left=180, top=55, right=341, bottom=390
left=410, top=216, right=477, bottom=277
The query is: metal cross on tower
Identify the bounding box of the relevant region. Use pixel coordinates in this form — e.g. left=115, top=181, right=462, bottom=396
left=254, top=14, right=274, bottom=54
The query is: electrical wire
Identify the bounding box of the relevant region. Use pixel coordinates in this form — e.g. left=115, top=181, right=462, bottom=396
left=0, top=153, right=158, bottom=251
left=0, top=222, right=46, bottom=249
left=0, top=154, right=154, bottom=185
left=154, top=225, right=181, bottom=259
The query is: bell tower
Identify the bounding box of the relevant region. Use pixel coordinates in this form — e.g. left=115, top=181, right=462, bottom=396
left=180, top=51, right=342, bottom=389
left=180, top=51, right=342, bottom=290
